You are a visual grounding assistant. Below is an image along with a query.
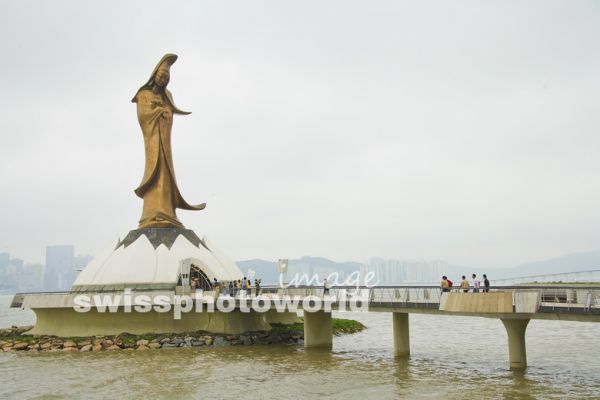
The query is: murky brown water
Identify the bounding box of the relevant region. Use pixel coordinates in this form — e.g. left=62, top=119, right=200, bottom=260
left=1, top=295, right=599, bottom=399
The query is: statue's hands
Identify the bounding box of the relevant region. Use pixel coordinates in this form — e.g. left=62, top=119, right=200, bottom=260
left=150, top=100, right=163, bottom=109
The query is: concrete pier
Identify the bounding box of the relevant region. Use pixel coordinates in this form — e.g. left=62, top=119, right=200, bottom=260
left=303, top=310, right=332, bottom=349
left=392, top=312, right=410, bottom=357
left=501, top=318, right=530, bottom=369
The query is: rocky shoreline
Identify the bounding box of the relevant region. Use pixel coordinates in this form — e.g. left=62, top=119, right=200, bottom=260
left=0, top=325, right=304, bottom=353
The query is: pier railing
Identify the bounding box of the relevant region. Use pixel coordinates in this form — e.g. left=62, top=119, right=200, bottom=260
left=257, top=285, right=600, bottom=313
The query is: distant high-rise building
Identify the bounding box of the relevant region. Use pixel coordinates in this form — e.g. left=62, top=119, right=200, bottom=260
left=10, top=258, right=24, bottom=270
left=0, top=252, right=9, bottom=269
left=44, top=245, right=75, bottom=291
left=362, top=258, right=450, bottom=284
left=18, top=263, right=45, bottom=291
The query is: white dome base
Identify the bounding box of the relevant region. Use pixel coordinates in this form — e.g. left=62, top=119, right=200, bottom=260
left=72, top=228, right=243, bottom=292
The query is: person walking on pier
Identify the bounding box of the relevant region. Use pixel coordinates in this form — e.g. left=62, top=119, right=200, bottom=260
left=472, top=274, right=480, bottom=293
left=460, top=275, right=470, bottom=293
left=483, top=274, right=490, bottom=292
left=323, top=278, right=330, bottom=295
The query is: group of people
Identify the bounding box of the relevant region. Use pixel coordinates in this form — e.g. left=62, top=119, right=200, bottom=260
left=440, top=273, right=490, bottom=293
left=190, top=276, right=263, bottom=296
left=227, top=277, right=262, bottom=296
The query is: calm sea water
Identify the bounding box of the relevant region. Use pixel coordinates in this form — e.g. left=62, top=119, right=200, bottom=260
left=1, top=295, right=599, bottom=399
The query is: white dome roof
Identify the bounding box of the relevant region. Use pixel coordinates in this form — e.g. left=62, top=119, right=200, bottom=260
left=72, top=230, right=243, bottom=291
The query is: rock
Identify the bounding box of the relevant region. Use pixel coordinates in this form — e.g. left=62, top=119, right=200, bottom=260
left=80, top=344, right=93, bottom=352
left=63, top=340, right=77, bottom=348
left=148, top=342, right=161, bottom=349
left=150, top=338, right=160, bottom=344
left=161, top=343, right=179, bottom=348
left=15, top=326, right=33, bottom=334
left=242, top=337, right=252, bottom=346
left=28, top=344, right=40, bottom=350
left=204, top=337, right=214, bottom=346
left=171, top=337, right=183, bottom=346
left=191, top=340, right=204, bottom=347
left=136, top=339, right=149, bottom=347
left=106, top=345, right=121, bottom=351
left=226, top=335, right=238, bottom=341
left=13, top=342, right=29, bottom=351
left=40, top=342, right=52, bottom=350
left=213, top=337, right=227, bottom=347
left=62, top=347, right=78, bottom=352
left=160, top=338, right=170, bottom=344
left=92, top=344, right=103, bottom=352
left=136, top=345, right=149, bottom=351
left=93, top=338, right=104, bottom=346
left=78, top=340, right=92, bottom=347
left=101, top=339, right=113, bottom=349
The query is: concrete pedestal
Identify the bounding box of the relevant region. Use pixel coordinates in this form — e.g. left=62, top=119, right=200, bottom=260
left=303, top=310, right=332, bottom=349
left=27, top=307, right=271, bottom=336
left=501, top=318, right=530, bottom=369
left=393, top=312, right=410, bottom=357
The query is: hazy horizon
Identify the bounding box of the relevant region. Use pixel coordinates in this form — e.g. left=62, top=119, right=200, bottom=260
left=1, top=1, right=599, bottom=268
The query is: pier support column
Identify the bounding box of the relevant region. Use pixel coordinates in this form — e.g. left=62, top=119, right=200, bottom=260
left=393, top=312, right=410, bottom=357
left=303, top=310, right=332, bottom=349
left=501, top=318, right=530, bottom=369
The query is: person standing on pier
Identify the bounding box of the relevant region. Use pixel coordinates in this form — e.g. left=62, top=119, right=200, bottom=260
left=440, top=276, right=450, bottom=292
left=323, top=278, right=330, bottom=295
left=460, top=275, right=470, bottom=293
left=483, top=274, right=490, bottom=292
left=472, top=274, right=480, bottom=293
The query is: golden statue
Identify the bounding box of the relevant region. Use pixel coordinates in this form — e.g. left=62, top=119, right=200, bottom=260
left=132, top=54, right=205, bottom=229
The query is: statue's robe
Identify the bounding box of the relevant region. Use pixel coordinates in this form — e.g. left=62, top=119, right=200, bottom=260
left=133, top=88, right=205, bottom=228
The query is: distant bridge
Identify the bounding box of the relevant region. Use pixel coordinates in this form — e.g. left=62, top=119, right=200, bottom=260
left=492, top=268, right=600, bottom=285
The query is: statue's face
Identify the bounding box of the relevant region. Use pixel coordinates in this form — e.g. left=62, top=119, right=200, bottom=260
left=155, top=70, right=170, bottom=87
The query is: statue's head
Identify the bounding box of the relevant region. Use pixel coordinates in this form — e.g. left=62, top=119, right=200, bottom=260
left=155, top=68, right=170, bottom=88
left=132, top=53, right=178, bottom=100
left=132, top=53, right=191, bottom=115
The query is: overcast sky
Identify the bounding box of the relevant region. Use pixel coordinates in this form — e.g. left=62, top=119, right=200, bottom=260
left=0, top=0, right=599, bottom=268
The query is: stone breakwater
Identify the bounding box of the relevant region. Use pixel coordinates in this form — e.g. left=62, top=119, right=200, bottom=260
left=0, top=325, right=304, bottom=353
